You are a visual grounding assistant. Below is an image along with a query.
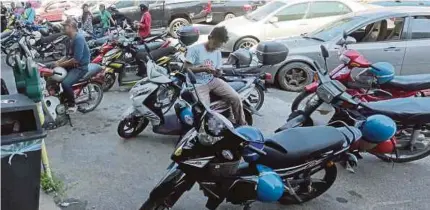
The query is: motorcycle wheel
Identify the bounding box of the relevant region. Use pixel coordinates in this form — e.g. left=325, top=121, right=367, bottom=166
left=77, top=83, right=104, bottom=113
left=103, top=73, right=116, bottom=92
left=291, top=91, right=314, bottom=112
left=248, top=85, right=265, bottom=111
left=279, top=162, right=337, bottom=205
left=117, top=117, right=149, bottom=139
left=6, top=49, right=20, bottom=67
left=244, top=109, right=253, bottom=126
left=374, top=131, right=430, bottom=163
left=52, top=43, right=67, bottom=60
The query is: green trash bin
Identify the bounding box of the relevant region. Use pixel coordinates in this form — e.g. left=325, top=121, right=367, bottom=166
left=1, top=94, right=47, bottom=210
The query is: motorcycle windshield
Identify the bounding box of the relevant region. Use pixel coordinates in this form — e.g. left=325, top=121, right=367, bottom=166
left=147, top=60, right=171, bottom=83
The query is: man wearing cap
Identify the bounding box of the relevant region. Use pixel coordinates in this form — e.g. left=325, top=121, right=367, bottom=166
left=56, top=18, right=90, bottom=113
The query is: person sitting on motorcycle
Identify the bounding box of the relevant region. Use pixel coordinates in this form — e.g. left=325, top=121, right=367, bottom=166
left=56, top=18, right=90, bottom=113
left=185, top=26, right=247, bottom=126
left=22, top=2, right=35, bottom=24
left=134, top=3, right=151, bottom=39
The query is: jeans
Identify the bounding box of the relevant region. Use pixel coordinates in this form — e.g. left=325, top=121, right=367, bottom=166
left=95, top=27, right=108, bottom=39
left=61, top=68, right=88, bottom=106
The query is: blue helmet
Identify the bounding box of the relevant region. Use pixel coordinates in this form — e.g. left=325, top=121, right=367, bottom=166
left=368, top=62, right=395, bottom=84
left=360, top=114, right=396, bottom=143
left=256, top=164, right=284, bottom=202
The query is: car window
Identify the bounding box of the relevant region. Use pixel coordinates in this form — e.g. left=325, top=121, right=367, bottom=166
left=115, top=0, right=136, bottom=8
left=309, top=16, right=366, bottom=41
left=245, top=1, right=286, bottom=21
left=350, top=17, right=406, bottom=43
left=274, top=3, right=309, bottom=22
left=307, top=1, right=351, bottom=19
left=410, top=16, right=430, bottom=39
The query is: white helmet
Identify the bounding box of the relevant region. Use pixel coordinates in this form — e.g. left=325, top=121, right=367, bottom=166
left=51, top=67, right=68, bottom=82
left=29, top=31, right=42, bottom=45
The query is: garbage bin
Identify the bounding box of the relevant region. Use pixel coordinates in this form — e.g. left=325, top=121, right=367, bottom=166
left=1, top=94, right=47, bottom=210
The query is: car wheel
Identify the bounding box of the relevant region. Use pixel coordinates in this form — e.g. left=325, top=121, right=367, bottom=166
left=277, top=62, right=313, bottom=92
left=234, top=38, right=258, bottom=51
left=224, top=13, right=236, bottom=20
left=169, top=18, right=190, bottom=38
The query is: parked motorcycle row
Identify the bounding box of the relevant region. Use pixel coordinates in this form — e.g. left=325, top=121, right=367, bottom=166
left=2, top=20, right=430, bottom=209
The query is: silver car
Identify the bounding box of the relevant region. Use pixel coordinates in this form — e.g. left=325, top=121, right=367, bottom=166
left=214, top=0, right=372, bottom=52
left=257, top=7, right=430, bottom=91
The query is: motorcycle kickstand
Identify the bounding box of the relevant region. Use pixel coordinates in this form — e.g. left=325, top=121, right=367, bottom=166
left=284, top=179, right=303, bottom=203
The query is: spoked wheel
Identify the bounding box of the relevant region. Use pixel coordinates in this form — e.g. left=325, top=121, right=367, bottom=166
left=279, top=163, right=337, bottom=205
left=375, top=130, right=430, bottom=163
left=103, top=73, right=116, bottom=92
left=291, top=91, right=315, bottom=112
left=117, top=117, right=149, bottom=139
left=247, top=85, right=265, bottom=111
left=77, top=83, right=104, bottom=113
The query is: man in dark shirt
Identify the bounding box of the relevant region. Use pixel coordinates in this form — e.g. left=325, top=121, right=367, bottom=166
left=57, top=18, right=90, bottom=113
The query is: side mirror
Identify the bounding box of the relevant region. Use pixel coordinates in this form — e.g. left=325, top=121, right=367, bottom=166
left=187, top=69, right=197, bottom=84
left=320, top=45, right=329, bottom=58
left=336, top=38, right=346, bottom=46
left=342, top=30, right=348, bottom=39
left=269, top=16, right=278, bottom=23
left=345, top=36, right=356, bottom=45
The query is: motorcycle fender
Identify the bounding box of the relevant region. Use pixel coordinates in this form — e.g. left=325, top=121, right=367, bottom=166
left=150, top=163, right=187, bottom=199
left=121, top=106, right=141, bottom=119
left=243, top=101, right=262, bottom=116
left=275, top=112, right=310, bottom=133
left=304, top=82, right=318, bottom=93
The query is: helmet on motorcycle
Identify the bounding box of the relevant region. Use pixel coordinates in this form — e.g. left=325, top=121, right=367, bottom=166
left=255, top=164, right=284, bottom=202
left=226, top=48, right=253, bottom=67
left=51, top=67, right=68, bottom=82
left=39, top=28, right=49, bottom=36
left=360, top=114, right=396, bottom=143
left=368, top=62, right=395, bottom=84
left=235, top=126, right=265, bottom=163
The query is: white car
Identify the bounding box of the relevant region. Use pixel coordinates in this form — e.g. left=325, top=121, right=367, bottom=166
left=208, top=0, right=378, bottom=52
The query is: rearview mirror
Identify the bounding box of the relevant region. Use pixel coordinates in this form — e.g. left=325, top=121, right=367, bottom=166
left=320, top=45, right=329, bottom=59
left=345, top=36, right=356, bottom=45
left=269, top=16, right=278, bottom=23
left=336, top=38, right=346, bottom=46
left=342, top=30, right=348, bottom=39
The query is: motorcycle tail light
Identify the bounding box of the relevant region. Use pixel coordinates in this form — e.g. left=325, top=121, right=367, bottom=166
left=262, top=73, right=272, bottom=81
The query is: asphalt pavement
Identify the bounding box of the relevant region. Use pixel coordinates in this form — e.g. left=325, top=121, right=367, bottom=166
left=1, top=58, right=430, bottom=210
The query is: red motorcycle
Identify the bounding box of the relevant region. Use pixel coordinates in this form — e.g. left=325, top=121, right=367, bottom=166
left=291, top=34, right=430, bottom=112
left=38, top=64, right=105, bottom=129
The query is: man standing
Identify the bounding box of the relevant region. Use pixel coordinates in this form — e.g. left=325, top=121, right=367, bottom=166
left=22, top=2, right=35, bottom=24
left=98, top=4, right=115, bottom=38
left=135, top=3, right=151, bottom=39
left=57, top=18, right=90, bottom=113
left=185, top=26, right=246, bottom=126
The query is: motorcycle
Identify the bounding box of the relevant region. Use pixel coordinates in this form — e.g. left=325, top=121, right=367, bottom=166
left=291, top=32, right=430, bottom=112
left=37, top=62, right=105, bottom=129
left=277, top=44, right=430, bottom=164
left=6, top=25, right=67, bottom=67
left=139, top=67, right=373, bottom=210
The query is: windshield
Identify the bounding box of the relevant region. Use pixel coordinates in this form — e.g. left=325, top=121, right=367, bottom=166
left=308, top=16, right=366, bottom=41
left=245, top=1, right=286, bottom=22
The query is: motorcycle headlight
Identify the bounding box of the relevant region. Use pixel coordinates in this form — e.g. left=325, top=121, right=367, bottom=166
left=204, top=111, right=234, bottom=137
left=316, top=85, right=334, bottom=103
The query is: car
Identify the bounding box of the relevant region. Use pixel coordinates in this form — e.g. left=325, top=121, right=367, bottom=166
left=37, top=0, right=77, bottom=22
left=64, top=0, right=213, bottom=37
left=209, top=0, right=375, bottom=52
left=363, top=0, right=430, bottom=7
left=253, top=7, right=430, bottom=91
left=206, top=0, right=264, bottom=24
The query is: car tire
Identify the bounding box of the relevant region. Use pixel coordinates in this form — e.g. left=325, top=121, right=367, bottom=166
left=224, top=13, right=236, bottom=20
left=277, top=62, right=313, bottom=92
left=234, top=37, right=258, bottom=51
left=169, top=18, right=190, bottom=38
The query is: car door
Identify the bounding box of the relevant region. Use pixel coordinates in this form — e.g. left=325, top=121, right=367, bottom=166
left=148, top=0, right=166, bottom=28
left=263, top=2, right=310, bottom=40
left=306, top=1, right=352, bottom=31
left=401, top=15, right=430, bottom=75
left=115, top=0, right=139, bottom=22
left=347, top=16, right=408, bottom=75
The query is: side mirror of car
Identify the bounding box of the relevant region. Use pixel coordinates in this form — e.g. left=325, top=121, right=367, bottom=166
left=269, top=16, right=278, bottom=24
left=342, top=30, right=348, bottom=39
left=320, top=45, right=329, bottom=59
left=336, top=38, right=346, bottom=46
left=345, top=36, right=357, bottom=45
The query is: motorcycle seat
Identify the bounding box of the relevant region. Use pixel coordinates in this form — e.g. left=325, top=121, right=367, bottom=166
left=381, top=74, right=430, bottom=91
left=136, top=42, right=164, bottom=52
left=222, top=66, right=262, bottom=76
left=360, top=97, right=430, bottom=124
left=38, top=33, right=63, bottom=45
left=257, top=126, right=349, bottom=168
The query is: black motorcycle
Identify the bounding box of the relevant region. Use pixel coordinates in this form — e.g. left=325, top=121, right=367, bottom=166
left=140, top=68, right=363, bottom=210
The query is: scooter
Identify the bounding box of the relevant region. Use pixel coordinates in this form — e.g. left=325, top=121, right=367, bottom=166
left=291, top=32, right=430, bottom=112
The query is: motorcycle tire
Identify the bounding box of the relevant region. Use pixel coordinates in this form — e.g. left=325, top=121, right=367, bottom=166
left=252, top=85, right=265, bottom=111
left=117, top=117, right=149, bottom=139
left=6, top=49, right=20, bottom=68
left=77, top=83, right=104, bottom=113
left=291, top=91, right=313, bottom=112
left=103, top=73, right=116, bottom=92
left=374, top=135, right=430, bottom=163
left=279, top=163, right=337, bottom=205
